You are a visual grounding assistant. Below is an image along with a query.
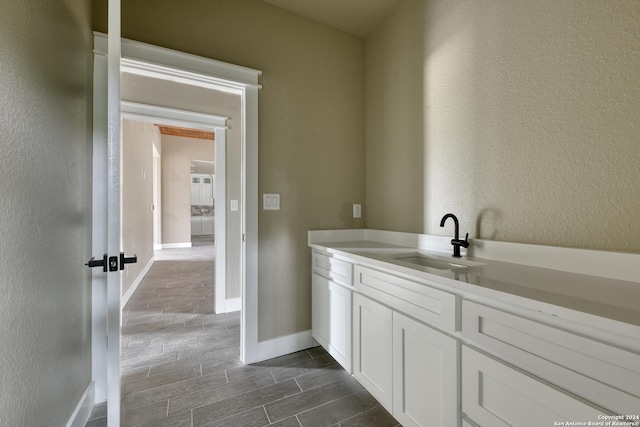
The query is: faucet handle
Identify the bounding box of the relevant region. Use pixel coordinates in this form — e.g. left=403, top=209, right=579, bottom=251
left=461, top=233, right=470, bottom=248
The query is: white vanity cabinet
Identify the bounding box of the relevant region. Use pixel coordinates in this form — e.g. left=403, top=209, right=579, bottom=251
left=311, top=251, right=353, bottom=372
left=309, top=230, right=640, bottom=427
left=352, top=266, right=459, bottom=427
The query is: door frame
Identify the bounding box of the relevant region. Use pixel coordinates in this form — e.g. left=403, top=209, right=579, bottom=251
left=92, top=32, right=261, bottom=405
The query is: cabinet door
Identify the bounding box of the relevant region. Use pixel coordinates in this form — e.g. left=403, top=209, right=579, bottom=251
left=353, top=293, right=393, bottom=412
left=201, top=175, right=214, bottom=206
left=312, top=273, right=330, bottom=350
left=191, top=218, right=202, bottom=236
left=312, top=274, right=353, bottom=372
left=393, top=312, right=458, bottom=427
left=462, top=346, right=605, bottom=427
left=191, top=175, right=202, bottom=205
left=201, top=218, right=214, bottom=235
left=327, top=281, right=352, bottom=372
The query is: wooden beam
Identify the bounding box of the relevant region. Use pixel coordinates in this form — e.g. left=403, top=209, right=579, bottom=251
left=157, top=125, right=214, bottom=140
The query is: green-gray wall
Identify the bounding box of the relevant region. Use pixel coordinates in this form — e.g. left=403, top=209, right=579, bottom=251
left=0, top=0, right=94, bottom=425
left=94, top=0, right=366, bottom=341
left=366, top=0, right=640, bottom=253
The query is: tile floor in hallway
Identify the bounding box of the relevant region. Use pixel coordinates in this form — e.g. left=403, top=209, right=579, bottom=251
left=85, top=240, right=399, bottom=427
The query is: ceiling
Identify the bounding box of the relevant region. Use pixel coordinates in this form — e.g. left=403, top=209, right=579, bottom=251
left=261, top=0, right=403, bottom=38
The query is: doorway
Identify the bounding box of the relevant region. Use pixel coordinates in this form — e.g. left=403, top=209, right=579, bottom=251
left=119, top=115, right=223, bottom=310
left=91, top=33, right=261, bottom=417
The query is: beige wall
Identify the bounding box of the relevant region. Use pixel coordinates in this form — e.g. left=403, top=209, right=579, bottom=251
left=122, top=120, right=159, bottom=295
left=0, top=0, right=93, bottom=424
left=161, top=135, right=215, bottom=244
left=366, top=0, right=640, bottom=253
left=96, top=0, right=366, bottom=341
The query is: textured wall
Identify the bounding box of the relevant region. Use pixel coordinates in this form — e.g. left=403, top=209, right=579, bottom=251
left=122, top=120, right=158, bottom=295
left=0, top=0, right=93, bottom=425
left=95, top=0, right=366, bottom=341
left=366, top=0, right=640, bottom=253
left=365, top=0, right=426, bottom=232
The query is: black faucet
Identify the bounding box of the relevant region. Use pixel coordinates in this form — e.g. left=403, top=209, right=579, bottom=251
left=440, top=213, right=469, bottom=258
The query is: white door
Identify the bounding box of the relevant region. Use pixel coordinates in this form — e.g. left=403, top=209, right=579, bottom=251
left=90, top=3, right=125, bottom=426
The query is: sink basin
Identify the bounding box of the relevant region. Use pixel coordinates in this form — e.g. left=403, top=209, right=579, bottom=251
left=389, top=253, right=476, bottom=270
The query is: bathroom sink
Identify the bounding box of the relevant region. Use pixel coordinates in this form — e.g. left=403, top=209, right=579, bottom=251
left=389, top=253, right=477, bottom=270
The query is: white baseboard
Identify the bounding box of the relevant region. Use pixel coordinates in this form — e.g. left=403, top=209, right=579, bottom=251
left=225, top=297, right=241, bottom=313
left=122, top=256, right=154, bottom=308
left=66, top=382, right=94, bottom=427
left=257, top=329, right=314, bottom=362
left=162, top=242, right=192, bottom=249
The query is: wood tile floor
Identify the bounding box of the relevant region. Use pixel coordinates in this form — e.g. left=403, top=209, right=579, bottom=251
left=86, top=243, right=399, bottom=427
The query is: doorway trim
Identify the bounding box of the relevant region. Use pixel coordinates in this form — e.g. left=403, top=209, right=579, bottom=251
left=94, top=34, right=261, bottom=383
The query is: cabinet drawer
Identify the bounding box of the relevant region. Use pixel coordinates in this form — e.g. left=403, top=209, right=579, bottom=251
left=354, top=265, right=457, bottom=332
left=462, top=346, right=604, bottom=427
left=312, top=251, right=353, bottom=287
left=462, top=300, right=640, bottom=414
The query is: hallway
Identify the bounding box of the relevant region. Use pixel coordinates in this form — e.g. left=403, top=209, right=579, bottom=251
left=86, top=241, right=398, bottom=427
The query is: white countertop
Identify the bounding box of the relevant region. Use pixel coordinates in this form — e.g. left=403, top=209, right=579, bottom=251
left=309, top=233, right=640, bottom=343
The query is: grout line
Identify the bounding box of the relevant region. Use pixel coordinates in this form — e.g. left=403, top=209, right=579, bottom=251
left=294, top=388, right=363, bottom=420
left=262, top=406, right=271, bottom=425
left=335, top=405, right=381, bottom=426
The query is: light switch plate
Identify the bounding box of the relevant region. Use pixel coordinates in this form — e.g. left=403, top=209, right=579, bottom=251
left=263, top=193, right=280, bottom=210
left=230, top=200, right=239, bottom=211
left=353, top=204, right=362, bottom=218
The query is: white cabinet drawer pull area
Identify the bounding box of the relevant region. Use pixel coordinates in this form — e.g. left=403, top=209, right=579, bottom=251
left=354, top=265, right=457, bottom=332
left=461, top=300, right=640, bottom=414
left=462, top=346, right=607, bottom=427
left=312, top=251, right=353, bottom=287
